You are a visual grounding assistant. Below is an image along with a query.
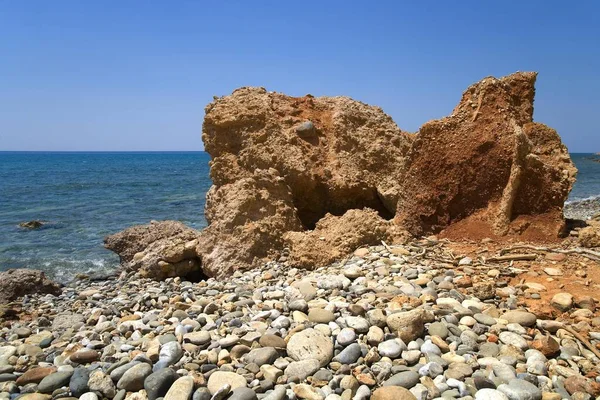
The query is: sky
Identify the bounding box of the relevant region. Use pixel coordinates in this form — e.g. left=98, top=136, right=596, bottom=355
left=1, top=1, right=599, bottom=152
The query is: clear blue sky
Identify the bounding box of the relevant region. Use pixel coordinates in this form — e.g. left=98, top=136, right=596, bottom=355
left=1, top=1, right=598, bottom=152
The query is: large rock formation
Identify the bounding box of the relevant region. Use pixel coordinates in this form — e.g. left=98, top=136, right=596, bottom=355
left=396, top=72, right=576, bottom=241
left=106, top=72, right=577, bottom=280
left=0, top=269, right=62, bottom=304
left=198, top=89, right=415, bottom=277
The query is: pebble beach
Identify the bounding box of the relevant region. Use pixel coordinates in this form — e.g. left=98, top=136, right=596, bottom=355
left=2, top=241, right=599, bottom=400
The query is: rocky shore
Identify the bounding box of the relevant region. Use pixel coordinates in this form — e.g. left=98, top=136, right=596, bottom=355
left=2, top=240, right=600, bottom=400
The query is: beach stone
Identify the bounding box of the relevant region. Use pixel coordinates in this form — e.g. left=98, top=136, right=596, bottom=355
left=336, top=328, right=356, bottom=346
left=474, top=313, right=496, bottom=326
left=88, top=370, right=116, bottom=399
left=284, top=359, right=321, bottom=381
left=333, top=343, right=361, bottom=364
left=372, top=386, right=417, bottom=400
left=345, top=316, right=370, bottom=333
left=144, top=368, right=178, bottom=400
left=383, top=371, right=420, bottom=389
left=69, top=350, right=99, bottom=364
left=293, top=383, right=324, bottom=400
left=110, top=361, right=141, bottom=382
left=207, top=372, right=246, bottom=395
left=192, top=388, right=211, bottom=400
left=308, top=309, right=335, bottom=323
left=386, top=309, right=431, bottom=342
left=79, top=393, right=99, bottom=400
left=287, top=328, right=333, bottom=367
left=498, top=379, right=542, bottom=400
left=475, top=389, right=509, bottom=400
left=228, top=387, right=257, bottom=400
left=183, top=331, right=211, bottom=345
left=499, top=332, right=529, bottom=350
left=117, top=363, right=152, bottom=392
left=15, top=395, right=52, bottom=400
left=164, top=376, right=194, bottom=400
left=69, top=368, right=90, bottom=397
left=502, top=311, right=537, bottom=327
left=37, top=371, right=73, bottom=394
left=16, top=367, right=56, bottom=386
left=428, top=322, right=448, bottom=338
left=378, top=339, right=404, bottom=358
left=244, top=347, right=278, bottom=366
left=259, top=335, right=286, bottom=349
left=159, top=342, right=183, bottom=366
left=551, top=293, right=573, bottom=312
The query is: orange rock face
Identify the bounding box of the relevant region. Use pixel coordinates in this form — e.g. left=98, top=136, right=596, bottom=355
left=396, top=72, right=576, bottom=240
left=105, top=72, right=578, bottom=280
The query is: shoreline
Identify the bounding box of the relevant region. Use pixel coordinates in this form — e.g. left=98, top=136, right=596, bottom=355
left=1, top=240, right=599, bottom=399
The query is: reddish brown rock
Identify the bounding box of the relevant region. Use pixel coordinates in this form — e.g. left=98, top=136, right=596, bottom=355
left=565, top=375, right=600, bottom=396
left=530, top=336, right=560, bottom=357
left=69, top=350, right=100, bottom=364
left=396, top=72, right=576, bottom=240
left=15, top=367, right=57, bottom=386
left=0, top=269, right=61, bottom=304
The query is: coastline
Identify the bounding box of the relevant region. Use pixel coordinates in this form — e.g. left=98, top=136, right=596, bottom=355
left=1, top=240, right=599, bottom=399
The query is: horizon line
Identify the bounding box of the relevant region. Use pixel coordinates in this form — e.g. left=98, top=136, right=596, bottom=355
left=0, top=150, right=207, bottom=153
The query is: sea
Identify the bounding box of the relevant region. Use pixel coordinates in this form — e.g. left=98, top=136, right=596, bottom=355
left=0, top=152, right=598, bottom=282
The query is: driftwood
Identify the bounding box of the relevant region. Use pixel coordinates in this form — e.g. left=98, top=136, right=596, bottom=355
left=563, top=325, right=600, bottom=360
left=499, top=245, right=600, bottom=262
left=486, top=254, right=538, bottom=262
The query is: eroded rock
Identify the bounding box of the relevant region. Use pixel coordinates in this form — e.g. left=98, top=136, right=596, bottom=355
left=105, top=72, right=577, bottom=279
left=396, top=72, right=576, bottom=241
left=0, top=269, right=61, bottom=304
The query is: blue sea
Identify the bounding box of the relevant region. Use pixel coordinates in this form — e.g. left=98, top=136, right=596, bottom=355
left=0, top=152, right=598, bottom=281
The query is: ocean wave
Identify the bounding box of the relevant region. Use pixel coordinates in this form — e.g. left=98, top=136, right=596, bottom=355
left=565, top=194, right=600, bottom=205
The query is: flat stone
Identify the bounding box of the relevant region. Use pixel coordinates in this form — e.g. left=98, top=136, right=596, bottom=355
left=117, top=363, right=152, bottom=392
left=144, top=368, right=178, bottom=400
left=308, top=309, right=335, bottom=323
left=16, top=367, right=56, bottom=385
left=501, top=311, right=537, bottom=327
left=378, top=339, right=404, bottom=358
left=164, top=376, right=194, bottom=400
left=259, top=335, right=286, bottom=349
left=207, top=372, right=246, bottom=395
left=244, top=347, right=278, bottom=366
left=499, top=331, right=529, bottom=350
left=372, top=387, right=417, bottom=400
left=333, top=343, right=362, bottom=364
left=383, top=371, right=420, bottom=389
left=69, top=368, right=90, bottom=397
left=497, top=378, right=542, bottom=400
left=475, top=389, right=509, bottom=400
left=69, top=350, right=99, bottom=364
left=428, top=322, right=448, bottom=338
left=284, top=359, right=321, bottom=381
left=228, top=387, right=257, bottom=400
left=38, top=371, right=73, bottom=393
left=287, top=328, right=333, bottom=367
left=183, top=331, right=211, bottom=345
